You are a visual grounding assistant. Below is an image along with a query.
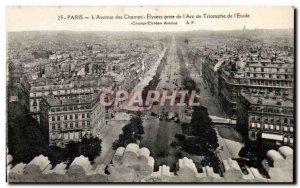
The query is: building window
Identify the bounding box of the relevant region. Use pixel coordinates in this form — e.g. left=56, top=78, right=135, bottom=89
left=64, top=133, right=69, bottom=140
left=70, top=114, right=73, bottom=119
left=52, top=116, right=55, bottom=121
left=82, top=122, right=85, bottom=127
left=64, top=115, right=68, bottom=120
left=82, top=113, right=85, bottom=118
left=87, top=121, right=90, bottom=126
left=70, top=122, right=73, bottom=129
left=75, top=114, right=78, bottom=119
left=87, top=113, right=90, bottom=118
left=75, top=122, right=78, bottom=128
left=52, top=124, right=55, bottom=130
left=57, top=116, right=60, bottom=121
left=276, top=125, right=280, bottom=130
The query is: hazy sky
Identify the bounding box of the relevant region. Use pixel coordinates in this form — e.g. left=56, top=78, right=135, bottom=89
left=7, top=6, right=294, bottom=32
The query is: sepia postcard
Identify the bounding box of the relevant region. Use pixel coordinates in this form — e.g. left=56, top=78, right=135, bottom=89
left=6, top=6, right=295, bottom=183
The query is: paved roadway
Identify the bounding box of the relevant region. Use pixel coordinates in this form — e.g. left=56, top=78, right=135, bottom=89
left=143, top=36, right=243, bottom=161
left=140, top=35, right=184, bottom=171
left=93, top=119, right=128, bottom=166
left=180, top=47, right=243, bottom=159
left=150, top=35, right=184, bottom=116
left=94, top=36, right=243, bottom=167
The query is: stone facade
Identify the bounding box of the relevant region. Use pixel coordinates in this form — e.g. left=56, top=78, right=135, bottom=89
left=7, top=143, right=293, bottom=183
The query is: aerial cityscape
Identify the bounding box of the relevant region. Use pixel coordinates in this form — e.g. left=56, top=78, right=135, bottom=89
left=6, top=27, right=294, bottom=182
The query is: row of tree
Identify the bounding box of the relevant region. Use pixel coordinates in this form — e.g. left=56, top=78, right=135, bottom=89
left=177, top=47, right=197, bottom=91
left=141, top=46, right=170, bottom=102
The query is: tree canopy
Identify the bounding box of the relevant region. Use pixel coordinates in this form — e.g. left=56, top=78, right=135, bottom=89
left=112, top=111, right=144, bottom=150
left=190, top=106, right=219, bottom=151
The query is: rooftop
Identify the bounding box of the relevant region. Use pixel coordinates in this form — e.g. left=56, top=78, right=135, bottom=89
left=241, top=92, right=293, bottom=108
left=45, top=92, right=99, bottom=107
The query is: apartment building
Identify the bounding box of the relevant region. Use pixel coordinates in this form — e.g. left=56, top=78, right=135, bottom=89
left=238, top=92, right=294, bottom=147
left=218, top=57, right=293, bottom=119
left=40, top=92, right=106, bottom=147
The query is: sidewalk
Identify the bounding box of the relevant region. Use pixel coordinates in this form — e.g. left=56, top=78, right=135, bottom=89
left=94, top=119, right=128, bottom=166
